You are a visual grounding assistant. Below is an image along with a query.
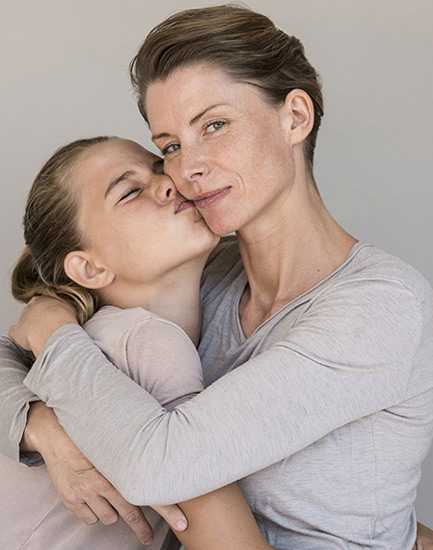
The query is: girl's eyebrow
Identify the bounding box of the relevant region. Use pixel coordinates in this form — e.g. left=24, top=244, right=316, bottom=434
left=104, top=170, right=136, bottom=199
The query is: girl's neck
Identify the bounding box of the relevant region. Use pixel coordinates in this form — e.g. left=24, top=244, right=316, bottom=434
left=101, top=260, right=206, bottom=345
left=142, top=275, right=203, bottom=346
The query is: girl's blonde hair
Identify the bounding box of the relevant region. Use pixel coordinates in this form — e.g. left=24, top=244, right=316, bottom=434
left=11, top=136, right=112, bottom=325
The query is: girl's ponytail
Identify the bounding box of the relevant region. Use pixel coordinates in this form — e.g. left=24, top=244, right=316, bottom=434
left=11, top=137, right=110, bottom=325
left=11, top=246, right=98, bottom=326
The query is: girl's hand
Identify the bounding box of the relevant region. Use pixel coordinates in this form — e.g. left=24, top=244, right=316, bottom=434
left=9, top=296, right=78, bottom=356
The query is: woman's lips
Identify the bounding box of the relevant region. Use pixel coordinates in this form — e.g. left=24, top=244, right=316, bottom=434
left=193, top=187, right=232, bottom=209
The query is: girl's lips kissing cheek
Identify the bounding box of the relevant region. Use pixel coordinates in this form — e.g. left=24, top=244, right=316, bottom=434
left=174, top=198, right=195, bottom=214
left=193, top=187, right=232, bottom=209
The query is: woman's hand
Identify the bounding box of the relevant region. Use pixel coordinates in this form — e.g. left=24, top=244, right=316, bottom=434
left=9, top=296, right=78, bottom=356
left=25, top=402, right=188, bottom=545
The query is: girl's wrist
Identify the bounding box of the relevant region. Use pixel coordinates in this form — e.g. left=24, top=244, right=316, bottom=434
left=22, top=401, right=64, bottom=457
left=29, top=315, right=78, bottom=357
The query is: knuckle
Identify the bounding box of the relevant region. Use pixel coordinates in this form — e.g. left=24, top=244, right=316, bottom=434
left=80, top=481, right=96, bottom=496
left=64, top=495, right=83, bottom=508
left=100, top=513, right=118, bottom=526
left=96, top=479, right=112, bottom=494
left=84, top=516, right=98, bottom=525
left=124, top=509, right=144, bottom=525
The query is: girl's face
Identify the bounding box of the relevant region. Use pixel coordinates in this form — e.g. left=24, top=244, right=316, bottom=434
left=72, top=138, right=219, bottom=286
left=146, top=63, right=299, bottom=237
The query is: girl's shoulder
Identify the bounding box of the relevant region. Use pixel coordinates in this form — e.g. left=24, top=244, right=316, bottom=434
left=83, top=306, right=195, bottom=371
left=84, top=305, right=160, bottom=339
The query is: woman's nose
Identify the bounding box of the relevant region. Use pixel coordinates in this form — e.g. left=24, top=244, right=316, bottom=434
left=181, top=157, right=209, bottom=184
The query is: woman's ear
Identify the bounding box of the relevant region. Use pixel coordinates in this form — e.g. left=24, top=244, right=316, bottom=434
left=279, top=89, right=315, bottom=146
left=64, top=251, right=115, bottom=290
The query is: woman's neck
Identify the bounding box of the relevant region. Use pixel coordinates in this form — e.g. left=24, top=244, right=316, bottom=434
left=238, top=171, right=357, bottom=324
left=101, top=260, right=205, bottom=346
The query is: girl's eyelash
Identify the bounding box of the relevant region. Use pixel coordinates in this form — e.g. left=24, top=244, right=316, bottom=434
left=119, top=188, right=142, bottom=202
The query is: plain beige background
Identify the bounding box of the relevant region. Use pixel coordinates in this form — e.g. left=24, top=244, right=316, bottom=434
left=1, top=0, right=432, bottom=527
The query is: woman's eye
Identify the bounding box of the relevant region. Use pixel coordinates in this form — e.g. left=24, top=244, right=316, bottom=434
left=162, top=143, right=180, bottom=156
left=119, top=188, right=142, bottom=203
left=205, top=120, right=226, bottom=134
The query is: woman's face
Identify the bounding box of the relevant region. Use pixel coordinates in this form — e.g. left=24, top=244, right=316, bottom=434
left=71, top=138, right=218, bottom=286
left=146, top=63, right=297, bottom=236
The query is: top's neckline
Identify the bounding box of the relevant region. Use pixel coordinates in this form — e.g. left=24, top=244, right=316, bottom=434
left=234, top=241, right=372, bottom=343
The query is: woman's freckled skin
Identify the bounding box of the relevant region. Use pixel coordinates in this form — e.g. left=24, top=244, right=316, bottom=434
left=146, top=64, right=299, bottom=238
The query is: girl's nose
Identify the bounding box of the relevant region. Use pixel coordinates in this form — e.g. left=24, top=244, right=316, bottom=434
left=154, top=175, right=176, bottom=204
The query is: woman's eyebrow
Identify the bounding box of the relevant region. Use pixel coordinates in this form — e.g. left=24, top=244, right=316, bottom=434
left=151, top=103, right=229, bottom=142
left=104, top=170, right=136, bottom=199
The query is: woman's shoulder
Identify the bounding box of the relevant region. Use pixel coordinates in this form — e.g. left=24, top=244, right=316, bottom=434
left=340, top=242, right=433, bottom=305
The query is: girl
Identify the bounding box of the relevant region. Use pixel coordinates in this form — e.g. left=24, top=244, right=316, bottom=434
left=0, top=135, right=273, bottom=550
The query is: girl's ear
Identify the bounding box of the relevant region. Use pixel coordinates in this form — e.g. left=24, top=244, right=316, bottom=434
left=64, top=251, right=115, bottom=290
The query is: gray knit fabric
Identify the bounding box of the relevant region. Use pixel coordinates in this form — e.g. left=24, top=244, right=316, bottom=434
left=3, top=239, right=433, bottom=548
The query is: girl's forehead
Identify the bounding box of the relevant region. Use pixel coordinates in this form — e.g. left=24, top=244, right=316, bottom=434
left=82, top=139, right=156, bottom=171
left=71, top=140, right=157, bottom=196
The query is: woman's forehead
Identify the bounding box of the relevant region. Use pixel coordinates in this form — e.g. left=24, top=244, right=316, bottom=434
left=146, top=64, right=265, bottom=132
left=146, top=66, right=231, bottom=117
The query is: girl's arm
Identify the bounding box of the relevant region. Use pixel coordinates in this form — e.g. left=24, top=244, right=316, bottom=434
left=175, top=484, right=272, bottom=550
left=88, top=311, right=273, bottom=550
left=0, top=334, right=182, bottom=545
left=6, top=306, right=274, bottom=549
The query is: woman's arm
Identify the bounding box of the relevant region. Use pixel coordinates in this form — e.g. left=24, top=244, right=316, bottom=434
left=22, top=279, right=424, bottom=505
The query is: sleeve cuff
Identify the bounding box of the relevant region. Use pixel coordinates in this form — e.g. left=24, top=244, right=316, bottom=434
left=24, top=323, right=85, bottom=397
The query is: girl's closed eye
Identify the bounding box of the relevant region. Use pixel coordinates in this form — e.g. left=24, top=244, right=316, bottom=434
left=118, top=188, right=143, bottom=204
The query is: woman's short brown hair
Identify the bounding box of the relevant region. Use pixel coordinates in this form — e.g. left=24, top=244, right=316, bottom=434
left=129, top=4, right=324, bottom=172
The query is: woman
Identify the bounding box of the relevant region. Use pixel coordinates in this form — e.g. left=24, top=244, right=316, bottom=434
left=0, top=136, right=273, bottom=550
left=3, top=5, right=433, bottom=549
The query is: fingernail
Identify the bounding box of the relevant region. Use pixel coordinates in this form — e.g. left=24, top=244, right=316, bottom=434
left=142, top=538, right=153, bottom=546
left=176, top=519, right=188, bottom=531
